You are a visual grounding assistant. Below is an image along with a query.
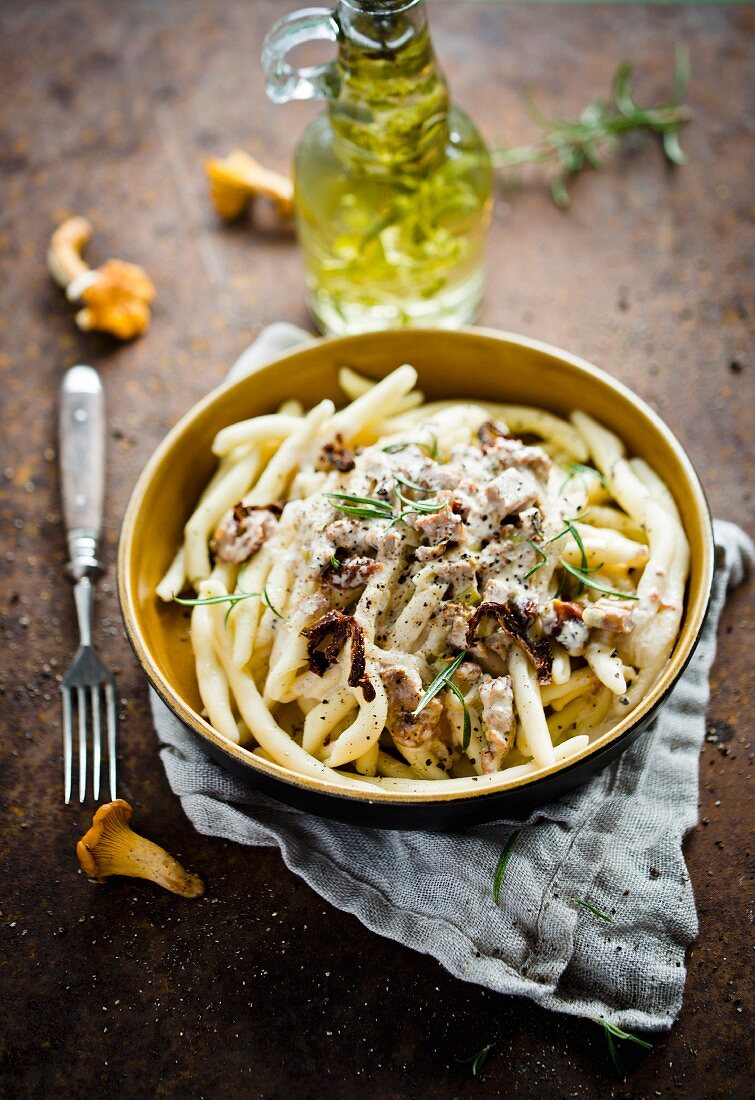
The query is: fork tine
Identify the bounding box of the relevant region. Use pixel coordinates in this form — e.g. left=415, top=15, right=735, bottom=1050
left=77, top=686, right=87, bottom=803
left=105, top=681, right=117, bottom=800
left=92, top=687, right=102, bottom=802
left=62, top=689, right=73, bottom=805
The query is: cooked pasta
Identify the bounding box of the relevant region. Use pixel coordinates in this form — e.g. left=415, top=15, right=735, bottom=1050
left=158, top=365, right=689, bottom=794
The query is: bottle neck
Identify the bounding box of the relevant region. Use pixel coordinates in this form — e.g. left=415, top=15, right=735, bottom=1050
left=330, top=0, right=450, bottom=172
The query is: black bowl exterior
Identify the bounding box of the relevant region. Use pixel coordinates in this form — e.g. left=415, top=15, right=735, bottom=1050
left=172, top=707, right=644, bottom=829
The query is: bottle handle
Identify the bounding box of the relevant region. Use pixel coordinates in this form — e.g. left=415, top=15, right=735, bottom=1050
left=262, top=7, right=340, bottom=104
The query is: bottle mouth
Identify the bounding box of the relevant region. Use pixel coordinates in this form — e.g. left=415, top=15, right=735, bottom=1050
left=338, top=0, right=422, bottom=14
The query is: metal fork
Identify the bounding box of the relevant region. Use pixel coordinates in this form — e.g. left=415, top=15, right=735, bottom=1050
left=59, top=365, right=117, bottom=803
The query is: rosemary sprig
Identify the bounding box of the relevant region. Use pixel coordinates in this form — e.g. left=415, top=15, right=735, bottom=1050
left=550, top=516, right=591, bottom=586
left=173, top=590, right=255, bottom=608
left=325, top=492, right=395, bottom=521
left=455, top=1042, right=497, bottom=1077
left=262, top=585, right=283, bottom=620
left=383, top=432, right=439, bottom=460
left=604, top=1028, right=625, bottom=1079
left=393, top=482, right=445, bottom=514
left=572, top=898, right=614, bottom=923
left=173, top=589, right=258, bottom=623
left=326, top=482, right=447, bottom=524
left=560, top=561, right=639, bottom=600
left=491, top=50, right=691, bottom=208
left=172, top=587, right=271, bottom=626
left=594, top=1020, right=653, bottom=1079
left=393, top=470, right=429, bottom=493
left=600, top=1021, right=653, bottom=1052
left=330, top=555, right=342, bottom=570
left=523, top=539, right=548, bottom=580
left=492, top=829, right=520, bottom=905
left=447, top=681, right=472, bottom=751
left=413, top=651, right=468, bottom=719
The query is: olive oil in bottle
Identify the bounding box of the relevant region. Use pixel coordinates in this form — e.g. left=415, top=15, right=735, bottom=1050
left=263, top=0, right=492, bottom=334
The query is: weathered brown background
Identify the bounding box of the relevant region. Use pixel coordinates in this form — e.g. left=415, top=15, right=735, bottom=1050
left=1, top=2, right=752, bottom=1097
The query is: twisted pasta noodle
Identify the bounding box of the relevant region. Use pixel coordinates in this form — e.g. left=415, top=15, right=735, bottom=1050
left=338, top=365, right=424, bottom=414
left=212, top=413, right=303, bottom=458
left=561, top=525, right=649, bottom=570
left=302, top=688, right=356, bottom=754
left=229, top=548, right=274, bottom=669
left=585, top=635, right=627, bottom=695
left=509, top=649, right=556, bottom=768
left=355, top=741, right=380, bottom=776
left=184, top=447, right=263, bottom=585
left=322, top=667, right=388, bottom=768
left=581, top=504, right=647, bottom=542
left=190, top=594, right=240, bottom=744
left=264, top=579, right=319, bottom=704
left=541, top=666, right=596, bottom=709
left=328, top=364, right=417, bottom=442
left=550, top=645, right=572, bottom=685
left=156, top=546, right=186, bottom=603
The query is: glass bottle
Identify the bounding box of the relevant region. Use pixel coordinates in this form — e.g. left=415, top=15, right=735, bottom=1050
left=262, top=0, right=493, bottom=335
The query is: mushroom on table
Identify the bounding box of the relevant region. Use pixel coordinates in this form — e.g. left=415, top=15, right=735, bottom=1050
left=47, top=216, right=156, bottom=340
left=205, top=148, right=294, bottom=220
left=76, top=800, right=204, bottom=898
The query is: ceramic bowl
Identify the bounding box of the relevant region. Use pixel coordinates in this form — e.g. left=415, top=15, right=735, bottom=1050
left=118, top=328, right=714, bottom=829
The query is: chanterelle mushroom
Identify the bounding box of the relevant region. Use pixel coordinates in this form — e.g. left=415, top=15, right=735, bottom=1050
left=205, top=148, right=293, bottom=220
left=47, top=216, right=156, bottom=340
left=76, top=800, right=204, bottom=898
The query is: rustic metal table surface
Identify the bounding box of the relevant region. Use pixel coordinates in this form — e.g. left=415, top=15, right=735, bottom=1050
left=1, top=2, right=752, bottom=1097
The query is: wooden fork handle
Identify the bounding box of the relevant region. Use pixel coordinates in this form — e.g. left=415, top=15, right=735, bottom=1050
left=59, top=365, right=105, bottom=581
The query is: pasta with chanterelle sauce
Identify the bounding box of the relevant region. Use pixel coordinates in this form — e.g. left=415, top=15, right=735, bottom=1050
left=157, top=365, right=689, bottom=795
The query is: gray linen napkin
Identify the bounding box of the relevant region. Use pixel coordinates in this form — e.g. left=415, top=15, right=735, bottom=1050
left=151, top=325, right=753, bottom=1031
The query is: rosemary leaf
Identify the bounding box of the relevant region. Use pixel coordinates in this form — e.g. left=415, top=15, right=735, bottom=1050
left=560, top=560, right=639, bottom=600
left=262, top=584, right=283, bottom=620
left=326, top=491, right=393, bottom=510
left=524, top=539, right=548, bottom=580
left=325, top=492, right=394, bottom=520
left=394, top=483, right=445, bottom=514
left=330, top=555, right=342, bottom=570
left=572, top=898, right=614, bottom=923
left=413, top=651, right=468, bottom=717
left=570, top=525, right=589, bottom=578
left=455, top=1041, right=497, bottom=1076
left=492, top=830, right=520, bottom=905
left=329, top=503, right=393, bottom=519
left=595, top=1018, right=653, bottom=1078
left=599, top=1021, right=653, bottom=1052
left=393, top=471, right=429, bottom=493
left=447, top=680, right=472, bottom=751
left=173, top=589, right=258, bottom=614
left=605, top=1029, right=625, bottom=1079
left=383, top=432, right=439, bottom=459
left=549, top=514, right=592, bottom=588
